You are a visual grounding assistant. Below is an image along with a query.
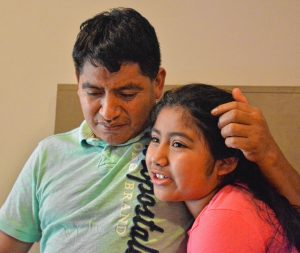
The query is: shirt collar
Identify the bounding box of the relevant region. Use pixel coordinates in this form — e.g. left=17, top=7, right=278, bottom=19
left=79, top=121, right=149, bottom=148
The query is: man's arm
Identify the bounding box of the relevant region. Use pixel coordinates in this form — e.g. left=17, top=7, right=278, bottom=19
left=0, top=231, right=33, bottom=253
left=211, top=88, right=300, bottom=206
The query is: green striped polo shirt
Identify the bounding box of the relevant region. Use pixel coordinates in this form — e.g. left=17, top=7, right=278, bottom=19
left=0, top=121, right=192, bottom=253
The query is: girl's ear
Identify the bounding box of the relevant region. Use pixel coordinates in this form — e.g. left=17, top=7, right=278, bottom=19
left=215, top=157, right=238, bottom=177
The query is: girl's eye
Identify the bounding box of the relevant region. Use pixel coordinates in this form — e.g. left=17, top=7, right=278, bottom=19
left=150, top=136, right=159, bottom=143
left=172, top=141, right=186, bottom=148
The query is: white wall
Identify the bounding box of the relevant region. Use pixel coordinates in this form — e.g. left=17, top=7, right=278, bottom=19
left=0, top=1, right=299, bottom=252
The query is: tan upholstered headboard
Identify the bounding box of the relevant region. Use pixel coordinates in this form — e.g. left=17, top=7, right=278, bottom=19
left=55, top=84, right=300, bottom=172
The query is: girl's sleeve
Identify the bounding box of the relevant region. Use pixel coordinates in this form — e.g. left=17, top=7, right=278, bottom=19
left=187, top=209, right=265, bottom=253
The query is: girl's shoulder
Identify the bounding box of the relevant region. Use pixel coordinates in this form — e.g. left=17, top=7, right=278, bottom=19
left=190, top=185, right=291, bottom=253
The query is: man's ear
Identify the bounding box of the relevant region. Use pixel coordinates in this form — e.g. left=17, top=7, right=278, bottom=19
left=154, top=67, right=166, bottom=100
left=215, top=157, right=238, bottom=177
left=76, top=71, right=81, bottom=96
left=75, top=69, right=80, bottom=83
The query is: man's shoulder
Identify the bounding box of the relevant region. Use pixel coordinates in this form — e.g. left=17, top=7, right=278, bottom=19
left=38, top=126, right=82, bottom=151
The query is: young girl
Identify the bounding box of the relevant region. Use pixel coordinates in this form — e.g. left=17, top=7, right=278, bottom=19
left=146, top=84, right=300, bottom=252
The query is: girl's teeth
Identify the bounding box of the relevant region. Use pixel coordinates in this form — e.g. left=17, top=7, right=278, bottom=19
left=156, top=173, right=166, bottom=179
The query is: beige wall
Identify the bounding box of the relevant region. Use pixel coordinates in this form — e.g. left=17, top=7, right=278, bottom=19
left=0, top=1, right=299, bottom=252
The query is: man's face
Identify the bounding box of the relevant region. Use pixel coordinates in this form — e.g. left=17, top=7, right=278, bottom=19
left=77, top=62, right=165, bottom=145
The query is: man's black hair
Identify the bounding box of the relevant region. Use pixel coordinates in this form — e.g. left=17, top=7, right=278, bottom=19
left=72, top=7, right=161, bottom=80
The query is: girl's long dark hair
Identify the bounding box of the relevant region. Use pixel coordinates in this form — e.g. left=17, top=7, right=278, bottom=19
left=151, top=83, right=300, bottom=251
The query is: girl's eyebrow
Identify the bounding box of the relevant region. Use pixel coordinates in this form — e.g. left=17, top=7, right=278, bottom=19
left=168, top=132, right=193, bottom=142
left=151, top=128, right=160, bottom=135
left=152, top=127, right=193, bottom=142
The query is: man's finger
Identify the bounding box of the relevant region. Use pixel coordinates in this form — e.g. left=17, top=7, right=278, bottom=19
left=232, top=88, right=248, bottom=104
left=211, top=88, right=250, bottom=116
left=211, top=101, right=253, bottom=117
left=224, top=136, right=249, bottom=149
left=217, top=110, right=252, bottom=129
left=220, top=123, right=251, bottom=139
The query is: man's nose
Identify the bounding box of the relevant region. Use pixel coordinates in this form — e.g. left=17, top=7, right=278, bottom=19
left=99, top=95, right=121, bottom=122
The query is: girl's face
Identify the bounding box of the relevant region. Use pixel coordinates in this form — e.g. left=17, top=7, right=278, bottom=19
left=146, top=106, right=221, bottom=202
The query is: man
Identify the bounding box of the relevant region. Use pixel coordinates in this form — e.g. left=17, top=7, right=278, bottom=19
left=0, top=7, right=299, bottom=253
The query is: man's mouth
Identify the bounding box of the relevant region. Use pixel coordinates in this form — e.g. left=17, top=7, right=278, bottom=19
left=97, top=122, right=127, bottom=130
left=103, top=124, right=124, bottom=129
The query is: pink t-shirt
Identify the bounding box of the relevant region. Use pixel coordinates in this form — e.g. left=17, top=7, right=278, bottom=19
left=187, top=185, right=298, bottom=253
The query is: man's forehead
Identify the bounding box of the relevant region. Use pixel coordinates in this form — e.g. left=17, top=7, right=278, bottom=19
left=81, top=82, right=144, bottom=91
left=80, top=61, right=142, bottom=76
left=78, top=61, right=151, bottom=89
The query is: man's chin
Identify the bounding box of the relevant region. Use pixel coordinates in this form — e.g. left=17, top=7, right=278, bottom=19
left=97, top=133, right=132, bottom=146
left=91, top=125, right=129, bottom=144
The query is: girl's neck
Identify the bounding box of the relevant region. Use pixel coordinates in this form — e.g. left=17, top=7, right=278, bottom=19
left=185, top=190, right=217, bottom=218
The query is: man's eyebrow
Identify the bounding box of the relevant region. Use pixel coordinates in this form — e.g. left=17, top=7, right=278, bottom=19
left=117, top=83, right=144, bottom=91
left=81, top=82, right=144, bottom=91
left=81, top=82, right=99, bottom=89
